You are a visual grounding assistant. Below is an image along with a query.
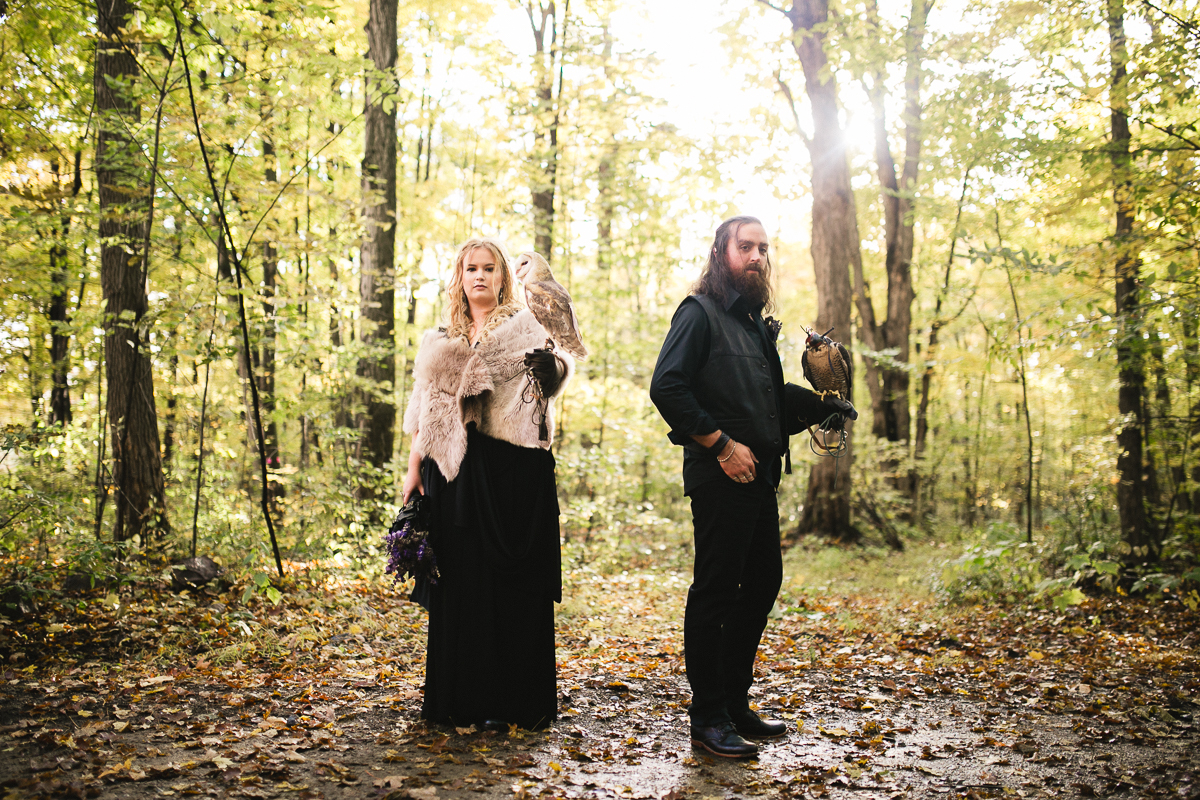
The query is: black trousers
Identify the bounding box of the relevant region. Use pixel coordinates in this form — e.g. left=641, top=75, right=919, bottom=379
left=685, top=476, right=783, bottom=726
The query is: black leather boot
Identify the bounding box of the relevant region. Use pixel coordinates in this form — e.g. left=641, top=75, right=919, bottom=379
left=730, top=709, right=788, bottom=739
left=690, top=722, right=758, bottom=758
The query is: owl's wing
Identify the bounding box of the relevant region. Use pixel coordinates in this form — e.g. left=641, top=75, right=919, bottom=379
left=527, top=280, right=588, bottom=361
left=836, top=341, right=853, bottom=403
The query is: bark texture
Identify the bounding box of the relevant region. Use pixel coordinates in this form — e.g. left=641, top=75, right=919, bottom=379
left=1108, top=0, right=1155, bottom=558
left=95, top=0, right=168, bottom=541
left=47, top=153, right=82, bottom=427
left=527, top=1, right=567, bottom=261
left=854, top=0, right=931, bottom=497
left=357, top=0, right=399, bottom=474
left=261, top=140, right=280, bottom=472
left=785, top=0, right=858, bottom=540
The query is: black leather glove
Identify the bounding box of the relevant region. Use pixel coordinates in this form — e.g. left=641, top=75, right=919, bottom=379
left=524, top=349, right=562, bottom=396
left=785, top=384, right=859, bottom=433
left=818, top=396, right=858, bottom=431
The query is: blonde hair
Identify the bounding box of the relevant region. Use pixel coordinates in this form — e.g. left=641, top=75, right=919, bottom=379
left=444, top=238, right=523, bottom=343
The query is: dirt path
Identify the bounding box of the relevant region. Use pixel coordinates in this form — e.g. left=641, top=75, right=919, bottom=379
left=1, top=564, right=1197, bottom=799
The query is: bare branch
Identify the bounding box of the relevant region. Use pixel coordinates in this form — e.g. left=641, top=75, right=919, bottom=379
left=755, top=0, right=788, bottom=14
left=1139, top=0, right=1200, bottom=41
left=774, top=72, right=812, bottom=149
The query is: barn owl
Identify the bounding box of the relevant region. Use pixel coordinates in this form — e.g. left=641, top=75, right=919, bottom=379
left=513, top=251, right=588, bottom=361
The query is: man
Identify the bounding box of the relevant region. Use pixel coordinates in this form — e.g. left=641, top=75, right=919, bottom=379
left=649, top=215, right=855, bottom=758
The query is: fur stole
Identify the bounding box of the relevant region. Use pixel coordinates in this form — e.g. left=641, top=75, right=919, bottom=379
left=403, top=309, right=574, bottom=480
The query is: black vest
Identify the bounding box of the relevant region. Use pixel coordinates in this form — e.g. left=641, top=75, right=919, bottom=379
left=681, top=294, right=785, bottom=462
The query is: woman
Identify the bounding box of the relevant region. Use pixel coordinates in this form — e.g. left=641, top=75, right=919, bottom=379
left=401, top=237, right=572, bottom=731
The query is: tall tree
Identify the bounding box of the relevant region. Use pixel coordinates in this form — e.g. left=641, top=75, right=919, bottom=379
left=258, top=26, right=282, bottom=513
left=357, top=0, right=399, bottom=482
left=1108, top=0, right=1155, bottom=558
left=259, top=44, right=281, bottom=476
left=526, top=0, right=569, bottom=260
left=766, top=0, right=859, bottom=540
left=94, top=0, right=168, bottom=541
left=854, top=0, right=933, bottom=499
left=47, top=152, right=82, bottom=427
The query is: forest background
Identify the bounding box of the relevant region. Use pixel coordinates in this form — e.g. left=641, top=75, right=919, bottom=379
left=1, top=0, right=1199, bottom=609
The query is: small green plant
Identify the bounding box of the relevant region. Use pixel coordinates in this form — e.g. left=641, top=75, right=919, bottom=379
left=1034, top=541, right=1122, bottom=609
left=242, top=571, right=283, bottom=605
left=936, top=522, right=1044, bottom=605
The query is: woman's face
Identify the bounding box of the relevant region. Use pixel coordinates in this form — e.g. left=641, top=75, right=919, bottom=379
left=462, top=246, right=503, bottom=314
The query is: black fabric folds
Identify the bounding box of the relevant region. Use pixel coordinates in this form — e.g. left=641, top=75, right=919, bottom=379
left=418, top=425, right=560, bottom=730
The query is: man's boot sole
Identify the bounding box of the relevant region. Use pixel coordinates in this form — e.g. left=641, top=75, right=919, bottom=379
left=734, top=727, right=788, bottom=740
left=690, top=738, right=758, bottom=759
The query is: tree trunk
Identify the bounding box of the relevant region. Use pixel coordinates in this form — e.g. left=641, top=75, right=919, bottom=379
left=1145, top=329, right=1167, bottom=511
left=214, top=209, right=260, bottom=465
left=1108, top=0, right=1156, bottom=559
left=783, top=0, right=859, bottom=541
left=47, top=154, right=81, bottom=427
left=48, top=240, right=72, bottom=426
left=855, top=0, right=931, bottom=499
left=95, top=0, right=168, bottom=542
left=163, top=353, right=178, bottom=476
left=914, top=166, right=971, bottom=485
left=526, top=1, right=568, bottom=261
left=261, top=142, right=280, bottom=473
left=259, top=136, right=284, bottom=516
left=357, top=0, right=399, bottom=480
left=1182, top=312, right=1199, bottom=513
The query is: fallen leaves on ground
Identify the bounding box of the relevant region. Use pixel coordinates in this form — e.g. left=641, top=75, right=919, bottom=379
left=0, top=557, right=1197, bottom=799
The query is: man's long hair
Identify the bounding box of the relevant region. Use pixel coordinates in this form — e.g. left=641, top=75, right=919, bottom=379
left=692, top=215, right=775, bottom=313
left=444, top=237, right=522, bottom=343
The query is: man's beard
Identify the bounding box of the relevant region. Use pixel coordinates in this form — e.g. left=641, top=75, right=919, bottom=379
left=731, top=267, right=771, bottom=306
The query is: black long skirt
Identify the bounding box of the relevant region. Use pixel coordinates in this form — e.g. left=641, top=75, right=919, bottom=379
left=419, top=426, right=561, bottom=730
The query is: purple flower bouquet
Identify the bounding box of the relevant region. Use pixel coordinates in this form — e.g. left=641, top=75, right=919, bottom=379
left=383, top=495, right=440, bottom=585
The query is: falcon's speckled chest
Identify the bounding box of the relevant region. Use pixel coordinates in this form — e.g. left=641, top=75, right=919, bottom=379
left=801, top=339, right=852, bottom=401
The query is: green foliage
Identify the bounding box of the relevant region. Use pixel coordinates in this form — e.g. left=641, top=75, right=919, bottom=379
left=1, top=0, right=1199, bottom=593
left=937, top=523, right=1046, bottom=605
left=938, top=523, right=1200, bottom=608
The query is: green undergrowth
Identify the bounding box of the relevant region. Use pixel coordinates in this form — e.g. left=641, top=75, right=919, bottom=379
left=780, top=539, right=946, bottom=603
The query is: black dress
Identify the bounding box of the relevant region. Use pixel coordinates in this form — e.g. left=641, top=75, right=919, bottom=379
left=419, top=424, right=561, bottom=730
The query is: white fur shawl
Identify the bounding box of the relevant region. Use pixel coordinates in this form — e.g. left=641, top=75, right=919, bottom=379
left=402, top=309, right=574, bottom=480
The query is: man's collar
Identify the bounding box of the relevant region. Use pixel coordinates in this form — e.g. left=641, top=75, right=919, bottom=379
left=724, top=289, right=764, bottom=316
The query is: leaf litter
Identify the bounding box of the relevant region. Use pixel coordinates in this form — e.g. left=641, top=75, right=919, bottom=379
left=0, top=558, right=1197, bottom=799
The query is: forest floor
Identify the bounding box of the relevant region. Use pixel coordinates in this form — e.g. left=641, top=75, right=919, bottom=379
left=0, top=541, right=1197, bottom=800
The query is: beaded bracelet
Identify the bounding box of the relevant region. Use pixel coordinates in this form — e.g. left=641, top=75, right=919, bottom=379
left=717, top=441, right=738, bottom=463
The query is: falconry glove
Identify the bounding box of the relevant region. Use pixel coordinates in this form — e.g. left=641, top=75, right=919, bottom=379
left=524, top=349, right=562, bottom=397
left=785, top=384, right=858, bottom=433
left=818, top=396, right=857, bottom=432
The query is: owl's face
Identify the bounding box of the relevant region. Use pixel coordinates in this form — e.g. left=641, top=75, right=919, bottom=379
left=514, top=253, right=533, bottom=282
left=514, top=251, right=548, bottom=283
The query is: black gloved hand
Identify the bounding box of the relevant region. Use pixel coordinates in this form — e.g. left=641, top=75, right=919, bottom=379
left=818, top=396, right=858, bottom=432
left=524, top=349, right=562, bottom=396
left=785, top=384, right=859, bottom=434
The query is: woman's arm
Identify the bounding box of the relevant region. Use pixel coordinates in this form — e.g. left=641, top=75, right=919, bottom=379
left=402, top=447, right=424, bottom=504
